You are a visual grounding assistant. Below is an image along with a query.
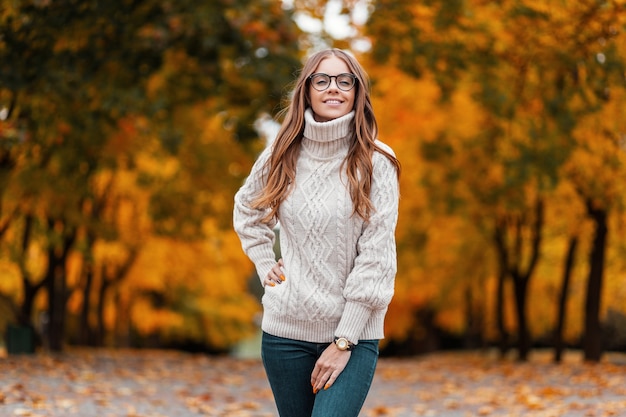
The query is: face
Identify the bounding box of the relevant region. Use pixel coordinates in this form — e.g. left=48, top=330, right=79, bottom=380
left=308, top=56, right=356, bottom=122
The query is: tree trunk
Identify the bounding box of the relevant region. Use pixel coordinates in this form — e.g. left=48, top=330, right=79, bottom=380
left=18, top=282, right=38, bottom=326
left=463, top=286, right=484, bottom=349
left=95, top=249, right=138, bottom=346
left=583, top=201, right=608, bottom=362
left=554, top=235, right=578, bottom=363
left=510, top=199, right=544, bottom=361
left=512, top=272, right=530, bottom=361
left=494, top=199, right=544, bottom=362
left=96, top=265, right=110, bottom=347
left=495, top=265, right=509, bottom=357
left=79, top=264, right=95, bottom=345
left=79, top=181, right=113, bottom=346
left=17, top=214, right=46, bottom=327
left=114, top=287, right=132, bottom=348
left=493, top=221, right=512, bottom=358
left=46, top=253, right=65, bottom=352
left=44, top=218, right=77, bottom=352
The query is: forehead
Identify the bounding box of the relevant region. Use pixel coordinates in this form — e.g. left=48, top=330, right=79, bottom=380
left=314, top=56, right=350, bottom=74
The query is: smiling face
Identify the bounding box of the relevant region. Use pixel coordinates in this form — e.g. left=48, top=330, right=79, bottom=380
left=308, top=56, right=356, bottom=122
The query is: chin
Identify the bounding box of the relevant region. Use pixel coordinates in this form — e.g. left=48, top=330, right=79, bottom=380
left=317, top=112, right=348, bottom=122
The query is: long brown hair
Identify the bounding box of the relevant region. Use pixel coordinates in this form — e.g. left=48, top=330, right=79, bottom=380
left=252, top=49, right=400, bottom=222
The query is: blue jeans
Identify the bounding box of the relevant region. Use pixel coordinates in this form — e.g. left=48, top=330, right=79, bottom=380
left=261, top=332, right=379, bottom=417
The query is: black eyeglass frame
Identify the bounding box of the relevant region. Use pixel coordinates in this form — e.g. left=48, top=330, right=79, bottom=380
left=308, top=73, right=358, bottom=91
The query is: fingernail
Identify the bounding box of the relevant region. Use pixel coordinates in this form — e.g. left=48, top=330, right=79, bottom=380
left=313, top=388, right=318, bottom=394
left=280, top=275, right=285, bottom=281
left=324, top=384, right=330, bottom=390
left=269, top=282, right=275, bottom=287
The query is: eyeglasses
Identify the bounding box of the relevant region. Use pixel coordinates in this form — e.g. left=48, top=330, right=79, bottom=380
left=308, top=73, right=357, bottom=91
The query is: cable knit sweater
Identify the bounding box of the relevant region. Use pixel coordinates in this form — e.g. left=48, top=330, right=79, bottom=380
left=233, top=109, right=399, bottom=345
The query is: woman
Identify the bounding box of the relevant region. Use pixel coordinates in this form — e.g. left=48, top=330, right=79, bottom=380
left=233, top=48, right=400, bottom=417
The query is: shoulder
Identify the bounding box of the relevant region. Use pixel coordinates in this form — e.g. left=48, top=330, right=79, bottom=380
left=258, top=142, right=275, bottom=163
left=374, top=139, right=396, bottom=158
left=372, top=140, right=398, bottom=172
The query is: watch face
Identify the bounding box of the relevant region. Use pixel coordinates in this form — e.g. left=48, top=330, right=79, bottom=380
left=336, top=338, right=348, bottom=350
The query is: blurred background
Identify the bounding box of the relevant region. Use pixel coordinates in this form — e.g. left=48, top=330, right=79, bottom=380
left=0, top=0, right=625, bottom=363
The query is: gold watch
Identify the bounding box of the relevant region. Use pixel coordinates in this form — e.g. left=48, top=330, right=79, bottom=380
left=334, top=337, right=355, bottom=351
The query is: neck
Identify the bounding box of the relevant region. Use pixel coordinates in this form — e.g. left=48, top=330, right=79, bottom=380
left=301, top=109, right=354, bottom=159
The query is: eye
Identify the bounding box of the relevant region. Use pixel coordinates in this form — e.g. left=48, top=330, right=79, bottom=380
left=337, top=74, right=355, bottom=89
left=311, top=75, right=329, bottom=87
left=338, top=78, right=352, bottom=87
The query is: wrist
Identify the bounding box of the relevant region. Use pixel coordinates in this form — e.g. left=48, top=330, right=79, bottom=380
left=333, top=337, right=355, bottom=351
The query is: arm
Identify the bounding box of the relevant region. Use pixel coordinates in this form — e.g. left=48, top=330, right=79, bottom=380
left=233, top=147, right=279, bottom=286
left=334, top=149, right=400, bottom=344
left=312, top=149, right=400, bottom=393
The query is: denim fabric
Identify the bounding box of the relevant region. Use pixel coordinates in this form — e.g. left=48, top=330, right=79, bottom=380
left=261, top=332, right=379, bottom=417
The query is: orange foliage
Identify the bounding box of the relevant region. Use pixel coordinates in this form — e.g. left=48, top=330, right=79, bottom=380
left=1, top=0, right=625, bottom=356
left=363, top=0, right=626, bottom=350
left=87, top=107, right=260, bottom=349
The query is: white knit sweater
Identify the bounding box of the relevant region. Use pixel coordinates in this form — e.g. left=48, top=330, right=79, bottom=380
left=233, top=109, right=399, bottom=344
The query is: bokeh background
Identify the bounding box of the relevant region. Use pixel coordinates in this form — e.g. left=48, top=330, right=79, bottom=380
left=1, top=0, right=625, bottom=363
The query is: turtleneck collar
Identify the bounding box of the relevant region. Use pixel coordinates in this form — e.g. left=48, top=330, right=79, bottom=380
left=302, top=108, right=354, bottom=160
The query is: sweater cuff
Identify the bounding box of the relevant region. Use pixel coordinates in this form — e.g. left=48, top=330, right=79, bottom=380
left=249, top=245, right=278, bottom=286
left=334, top=301, right=372, bottom=345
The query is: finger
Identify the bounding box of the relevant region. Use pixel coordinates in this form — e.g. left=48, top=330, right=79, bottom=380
left=271, top=263, right=285, bottom=283
left=310, top=364, right=326, bottom=393
left=276, top=261, right=286, bottom=282
left=310, top=363, right=322, bottom=387
left=265, top=262, right=285, bottom=287
left=313, top=371, right=332, bottom=394
left=323, top=370, right=340, bottom=390
left=265, top=271, right=279, bottom=287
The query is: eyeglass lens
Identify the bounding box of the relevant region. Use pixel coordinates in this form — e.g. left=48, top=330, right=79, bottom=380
left=310, top=73, right=356, bottom=91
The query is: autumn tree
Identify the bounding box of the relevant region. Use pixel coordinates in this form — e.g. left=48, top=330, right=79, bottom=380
left=563, top=85, right=626, bottom=360
left=365, top=0, right=626, bottom=360
left=0, top=0, right=301, bottom=351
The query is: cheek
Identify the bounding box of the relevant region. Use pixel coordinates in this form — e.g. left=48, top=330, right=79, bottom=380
left=308, top=86, right=319, bottom=101
left=349, top=94, right=356, bottom=109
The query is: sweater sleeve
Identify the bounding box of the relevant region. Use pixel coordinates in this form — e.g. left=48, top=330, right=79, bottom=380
left=334, top=146, right=400, bottom=344
left=233, top=147, right=279, bottom=286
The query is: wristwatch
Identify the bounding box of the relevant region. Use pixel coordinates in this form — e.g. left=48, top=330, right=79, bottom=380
left=334, top=337, right=355, bottom=351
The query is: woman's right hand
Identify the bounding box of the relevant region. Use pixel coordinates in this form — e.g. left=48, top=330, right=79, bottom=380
left=264, top=258, right=286, bottom=287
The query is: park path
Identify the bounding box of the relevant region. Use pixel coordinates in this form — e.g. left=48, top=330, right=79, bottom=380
left=1, top=348, right=625, bottom=417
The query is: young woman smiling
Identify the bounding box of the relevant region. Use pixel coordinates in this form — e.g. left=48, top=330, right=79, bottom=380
left=234, top=48, right=400, bottom=417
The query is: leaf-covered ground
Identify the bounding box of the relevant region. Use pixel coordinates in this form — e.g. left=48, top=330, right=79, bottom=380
left=1, top=348, right=625, bottom=417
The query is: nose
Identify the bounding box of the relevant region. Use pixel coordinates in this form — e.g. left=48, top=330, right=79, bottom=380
left=327, top=77, right=340, bottom=91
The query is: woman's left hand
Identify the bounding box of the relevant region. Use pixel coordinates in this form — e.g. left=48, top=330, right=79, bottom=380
left=310, top=343, right=351, bottom=393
